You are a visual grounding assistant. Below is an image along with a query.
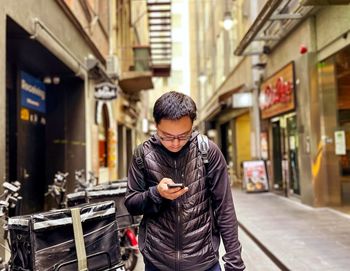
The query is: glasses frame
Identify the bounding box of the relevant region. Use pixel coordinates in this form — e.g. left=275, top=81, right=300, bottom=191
left=157, top=128, right=193, bottom=142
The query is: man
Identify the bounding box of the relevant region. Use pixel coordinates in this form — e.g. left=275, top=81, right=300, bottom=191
left=125, top=91, right=245, bottom=271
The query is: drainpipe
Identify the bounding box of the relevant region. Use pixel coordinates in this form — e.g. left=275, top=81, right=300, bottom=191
left=250, top=0, right=261, bottom=159
left=30, top=18, right=86, bottom=78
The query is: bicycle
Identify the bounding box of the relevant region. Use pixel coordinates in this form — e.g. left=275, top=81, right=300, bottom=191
left=45, top=171, right=69, bottom=209
left=0, top=180, right=22, bottom=271
left=74, top=169, right=97, bottom=192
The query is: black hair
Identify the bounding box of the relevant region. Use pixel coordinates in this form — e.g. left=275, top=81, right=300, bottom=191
left=153, top=91, right=197, bottom=124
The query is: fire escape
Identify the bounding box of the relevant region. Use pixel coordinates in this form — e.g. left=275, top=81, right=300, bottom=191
left=147, top=0, right=172, bottom=77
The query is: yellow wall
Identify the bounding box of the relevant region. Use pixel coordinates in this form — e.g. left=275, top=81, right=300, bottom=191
left=235, top=112, right=251, bottom=174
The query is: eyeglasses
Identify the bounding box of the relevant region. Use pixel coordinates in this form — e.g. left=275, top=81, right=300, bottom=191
left=157, top=128, right=192, bottom=142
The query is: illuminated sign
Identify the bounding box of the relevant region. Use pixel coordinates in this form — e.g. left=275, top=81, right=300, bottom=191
left=20, top=71, right=46, bottom=113
left=232, top=92, right=253, bottom=108
left=259, top=62, right=295, bottom=119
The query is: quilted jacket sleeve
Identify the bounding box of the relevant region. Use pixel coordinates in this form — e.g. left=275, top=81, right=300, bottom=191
left=207, top=141, right=245, bottom=271
left=124, top=154, right=164, bottom=216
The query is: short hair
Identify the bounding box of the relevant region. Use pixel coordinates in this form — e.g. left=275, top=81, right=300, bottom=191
left=153, top=91, right=197, bottom=124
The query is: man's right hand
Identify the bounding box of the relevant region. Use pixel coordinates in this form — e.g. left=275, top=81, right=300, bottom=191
left=157, top=178, right=188, bottom=200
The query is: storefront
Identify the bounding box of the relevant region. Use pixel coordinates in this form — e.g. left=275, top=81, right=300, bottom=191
left=5, top=18, right=86, bottom=213
left=318, top=45, right=350, bottom=205
left=210, top=110, right=252, bottom=185
left=213, top=87, right=253, bottom=185
left=259, top=62, right=300, bottom=197
left=94, top=83, right=118, bottom=183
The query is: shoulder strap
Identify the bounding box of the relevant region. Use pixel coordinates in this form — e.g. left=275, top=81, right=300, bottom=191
left=197, top=134, right=217, bottom=232
left=197, top=134, right=209, bottom=164
left=134, top=143, right=145, bottom=170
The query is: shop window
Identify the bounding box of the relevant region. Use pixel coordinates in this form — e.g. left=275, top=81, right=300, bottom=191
left=336, top=46, right=350, bottom=176
left=98, top=104, right=109, bottom=167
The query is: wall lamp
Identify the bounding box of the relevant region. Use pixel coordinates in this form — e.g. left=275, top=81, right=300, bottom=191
left=223, top=12, right=234, bottom=31
left=43, top=76, right=60, bottom=84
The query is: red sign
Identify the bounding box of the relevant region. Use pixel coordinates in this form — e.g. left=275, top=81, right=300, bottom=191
left=260, top=62, right=295, bottom=119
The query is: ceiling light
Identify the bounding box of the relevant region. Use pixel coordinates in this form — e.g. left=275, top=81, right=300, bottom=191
left=43, top=76, right=52, bottom=84
left=52, top=76, right=60, bottom=84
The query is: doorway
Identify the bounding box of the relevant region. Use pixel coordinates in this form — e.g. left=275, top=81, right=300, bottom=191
left=271, top=113, right=300, bottom=196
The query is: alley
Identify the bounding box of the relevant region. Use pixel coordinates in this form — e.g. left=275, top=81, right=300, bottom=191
left=2, top=0, right=350, bottom=270
left=234, top=189, right=350, bottom=270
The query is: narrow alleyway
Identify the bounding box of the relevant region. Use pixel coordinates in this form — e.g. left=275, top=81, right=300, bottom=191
left=233, top=188, right=350, bottom=271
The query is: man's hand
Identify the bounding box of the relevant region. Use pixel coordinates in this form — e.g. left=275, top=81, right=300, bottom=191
left=157, top=178, right=188, bottom=200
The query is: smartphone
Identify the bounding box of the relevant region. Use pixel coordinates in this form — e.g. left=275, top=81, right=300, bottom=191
left=167, top=183, right=185, bottom=189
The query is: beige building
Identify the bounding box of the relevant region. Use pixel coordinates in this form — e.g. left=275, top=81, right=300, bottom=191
left=191, top=0, right=350, bottom=208
left=234, top=0, right=350, bottom=208
left=190, top=0, right=263, bottom=184
left=0, top=0, right=157, bottom=216
left=1, top=0, right=111, bottom=214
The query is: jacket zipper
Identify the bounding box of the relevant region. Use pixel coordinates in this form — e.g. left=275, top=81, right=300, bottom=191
left=174, top=160, right=181, bottom=271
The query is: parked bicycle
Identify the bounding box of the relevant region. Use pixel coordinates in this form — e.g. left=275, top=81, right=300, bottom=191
left=45, top=171, right=69, bottom=209
left=74, top=169, right=97, bottom=192
left=0, top=180, right=22, bottom=271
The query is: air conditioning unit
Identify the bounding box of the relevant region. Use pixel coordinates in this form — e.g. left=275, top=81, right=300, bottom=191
left=106, top=55, right=119, bottom=79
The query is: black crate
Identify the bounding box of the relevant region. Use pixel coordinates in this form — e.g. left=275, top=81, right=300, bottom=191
left=86, top=187, right=133, bottom=229
left=66, top=191, right=87, bottom=207
left=8, top=201, right=123, bottom=271
left=66, top=181, right=141, bottom=229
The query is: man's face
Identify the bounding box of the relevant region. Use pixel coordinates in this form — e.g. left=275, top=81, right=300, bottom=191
left=156, top=116, right=193, bottom=153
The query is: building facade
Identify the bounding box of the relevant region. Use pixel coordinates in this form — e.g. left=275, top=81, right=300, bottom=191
left=0, top=0, right=155, bottom=217
left=234, top=0, right=350, bottom=207
left=190, top=0, right=264, bottom=184
left=1, top=0, right=106, bottom=214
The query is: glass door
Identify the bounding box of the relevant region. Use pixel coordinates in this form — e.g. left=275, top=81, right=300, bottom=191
left=272, top=121, right=283, bottom=191
left=286, top=115, right=300, bottom=195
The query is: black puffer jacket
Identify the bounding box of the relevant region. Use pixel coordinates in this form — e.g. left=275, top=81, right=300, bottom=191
left=125, top=132, right=245, bottom=271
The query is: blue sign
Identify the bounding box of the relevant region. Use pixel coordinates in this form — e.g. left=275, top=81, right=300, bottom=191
left=20, top=71, right=46, bottom=113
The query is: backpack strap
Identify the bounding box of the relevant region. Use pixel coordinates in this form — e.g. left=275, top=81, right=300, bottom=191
left=134, top=143, right=145, bottom=171
left=197, top=134, right=209, bottom=164
left=197, top=134, right=218, bottom=233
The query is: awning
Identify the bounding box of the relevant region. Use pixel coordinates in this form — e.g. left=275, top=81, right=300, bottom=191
left=218, top=84, right=246, bottom=103
left=118, top=71, right=154, bottom=95
left=199, top=85, right=247, bottom=123
left=234, top=0, right=315, bottom=56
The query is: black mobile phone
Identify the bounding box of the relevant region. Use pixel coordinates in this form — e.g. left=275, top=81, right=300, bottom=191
left=167, top=183, right=185, bottom=189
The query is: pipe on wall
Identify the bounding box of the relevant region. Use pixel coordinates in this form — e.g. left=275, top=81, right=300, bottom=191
left=30, top=18, right=87, bottom=79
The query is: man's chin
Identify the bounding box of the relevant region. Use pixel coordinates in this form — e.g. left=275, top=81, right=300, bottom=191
left=168, top=146, right=182, bottom=152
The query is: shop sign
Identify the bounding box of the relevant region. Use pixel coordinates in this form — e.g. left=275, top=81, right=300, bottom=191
left=232, top=92, right=253, bottom=108
left=259, top=62, right=295, bottom=119
left=242, top=160, right=269, bottom=193
left=94, top=82, right=118, bottom=100
left=335, top=130, right=346, bottom=155
left=20, top=71, right=46, bottom=113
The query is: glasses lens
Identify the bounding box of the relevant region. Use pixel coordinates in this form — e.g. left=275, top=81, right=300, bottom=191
left=158, top=132, right=191, bottom=141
